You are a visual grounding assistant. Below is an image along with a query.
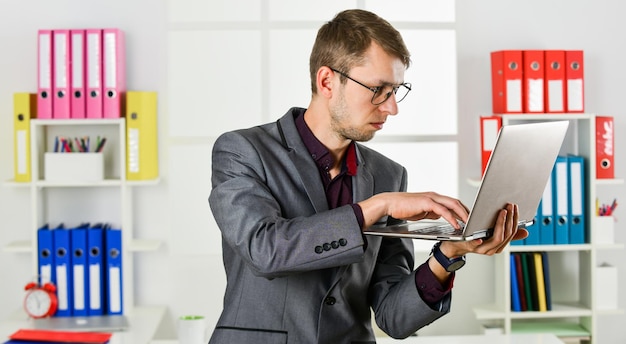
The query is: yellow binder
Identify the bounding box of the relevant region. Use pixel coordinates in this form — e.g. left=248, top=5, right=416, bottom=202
left=13, top=93, right=36, bottom=182
left=125, top=91, right=158, bottom=180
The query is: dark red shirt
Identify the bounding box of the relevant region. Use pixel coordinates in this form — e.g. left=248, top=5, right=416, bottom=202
left=294, top=112, right=452, bottom=307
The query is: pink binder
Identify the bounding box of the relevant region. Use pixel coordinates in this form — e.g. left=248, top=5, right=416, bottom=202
left=86, top=29, right=103, bottom=118
left=70, top=29, right=87, bottom=119
left=37, top=29, right=54, bottom=119
left=103, top=28, right=126, bottom=118
left=53, top=30, right=71, bottom=119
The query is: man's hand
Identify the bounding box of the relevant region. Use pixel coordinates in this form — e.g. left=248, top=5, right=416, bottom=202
left=358, top=191, right=470, bottom=229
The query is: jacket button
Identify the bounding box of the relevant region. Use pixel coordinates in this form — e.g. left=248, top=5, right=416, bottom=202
left=315, top=246, right=323, bottom=254
left=322, top=243, right=331, bottom=251
left=324, top=297, right=336, bottom=305
left=338, top=238, right=347, bottom=246
left=331, top=241, right=339, bottom=249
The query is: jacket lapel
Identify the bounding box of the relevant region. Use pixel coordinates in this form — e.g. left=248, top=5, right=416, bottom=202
left=278, top=110, right=329, bottom=213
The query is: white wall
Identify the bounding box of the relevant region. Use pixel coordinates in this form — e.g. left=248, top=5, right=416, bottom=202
left=1, top=1, right=625, bottom=343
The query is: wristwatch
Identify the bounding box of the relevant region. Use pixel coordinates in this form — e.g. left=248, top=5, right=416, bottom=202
left=431, top=241, right=466, bottom=272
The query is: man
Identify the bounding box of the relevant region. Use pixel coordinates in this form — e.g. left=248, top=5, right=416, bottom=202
left=209, top=9, right=526, bottom=344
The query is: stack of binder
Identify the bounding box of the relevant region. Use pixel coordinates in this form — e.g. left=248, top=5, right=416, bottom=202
left=512, top=155, right=586, bottom=246
left=510, top=252, right=552, bottom=312
left=37, top=223, right=123, bottom=317
left=490, top=49, right=585, bottom=115
left=37, top=28, right=126, bottom=119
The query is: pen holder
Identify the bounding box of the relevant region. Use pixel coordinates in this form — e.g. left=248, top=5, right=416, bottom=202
left=44, top=152, right=104, bottom=182
left=593, top=216, right=614, bottom=244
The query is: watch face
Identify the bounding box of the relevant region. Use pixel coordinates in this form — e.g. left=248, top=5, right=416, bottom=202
left=24, top=289, right=52, bottom=317
left=448, top=260, right=466, bottom=272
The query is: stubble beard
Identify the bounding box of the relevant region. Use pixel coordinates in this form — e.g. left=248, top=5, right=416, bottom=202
left=330, top=93, right=376, bottom=143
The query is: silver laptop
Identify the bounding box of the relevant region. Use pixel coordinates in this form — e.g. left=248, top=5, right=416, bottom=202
left=30, top=314, right=129, bottom=332
left=363, top=120, right=569, bottom=241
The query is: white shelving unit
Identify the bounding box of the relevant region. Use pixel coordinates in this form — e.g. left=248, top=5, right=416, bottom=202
left=472, top=114, right=624, bottom=344
left=3, top=118, right=162, bottom=329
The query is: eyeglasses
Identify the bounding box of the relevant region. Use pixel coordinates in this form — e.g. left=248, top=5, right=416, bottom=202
left=330, top=68, right=412, bottom=105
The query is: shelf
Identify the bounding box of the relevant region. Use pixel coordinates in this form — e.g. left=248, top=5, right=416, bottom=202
left=511, top=321, right=591, bottom=338
left=474, top=303, right=592, bottom=320
left=33, top=179, right=124, bottom=188
left=510, top=244, right=592, bottom=252
left=32, top=118, right=124, bottom=126
left=595, top=178, right=624, bottom=185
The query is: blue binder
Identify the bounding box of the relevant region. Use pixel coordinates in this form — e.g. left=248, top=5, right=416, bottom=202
left=553, top=156, right=570, bottom=244
left=105, top=226, right=123, bottom=315
left=71, top=223, right=90, bottom=316
left=52, top=224, right=73, bottom=317
left=510, top=254, right=521, bottom=312
left=568, top=155, right=586, bottom=244
left=538, top=171, right=555, bottom=245
left=522, top=207, right=540, bottom=245
left=87, top=223, right=105, bottom=316
left=37, top=225, right=55, bottom=286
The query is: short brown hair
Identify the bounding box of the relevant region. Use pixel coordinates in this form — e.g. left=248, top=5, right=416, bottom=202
left=309, top=9, right=411, bottom=94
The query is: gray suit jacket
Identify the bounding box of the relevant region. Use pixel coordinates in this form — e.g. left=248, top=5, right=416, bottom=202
left=208, top=108, right=450, bottom=344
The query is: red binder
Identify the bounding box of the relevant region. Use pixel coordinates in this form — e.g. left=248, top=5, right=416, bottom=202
left=522, top=50, right=544, bottom=113
left=37, top=29, right=54, bottom=119
left=9, top=329, right=111, bottom=344
left=565, top=50, right=585, bottom=113
left=596, top=116, right=614, bottom=179
left=490, top=50, right=523, bottom=114
left=70, top=29, right=87, bottom=118
left=544, top=50, right=566, bottom=113
left=52, top=29, right=71, bottom=119
left=102, top=28, right=126, bottom=118
left=86, top=29, right=103, bottom=118
left=480, top=116, right=502, bottom=175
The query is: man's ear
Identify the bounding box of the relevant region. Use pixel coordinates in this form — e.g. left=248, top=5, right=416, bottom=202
left=316, top=66, right=335, bottom=99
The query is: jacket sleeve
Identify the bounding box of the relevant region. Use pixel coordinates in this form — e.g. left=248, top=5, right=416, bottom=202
left=209, top=130, right=367, bottom=278
left=367, top=167, right=451, bottom=338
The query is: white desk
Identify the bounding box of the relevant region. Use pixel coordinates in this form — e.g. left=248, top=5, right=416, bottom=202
left=150, top=333, right=564, bottom=344
left=376, top=333, right=564, bottom=344
left=1, top=306, right=166, bottom=344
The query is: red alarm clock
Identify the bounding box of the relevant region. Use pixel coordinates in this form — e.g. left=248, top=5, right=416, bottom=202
left=23, top=282, right=58, bottom=318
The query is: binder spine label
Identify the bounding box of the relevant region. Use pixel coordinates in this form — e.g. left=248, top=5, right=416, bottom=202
left=128, top=128, right=140, bottom=173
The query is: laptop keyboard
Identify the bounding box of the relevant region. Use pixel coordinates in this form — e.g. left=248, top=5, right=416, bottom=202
left=409, top=222, right=465, bottom=235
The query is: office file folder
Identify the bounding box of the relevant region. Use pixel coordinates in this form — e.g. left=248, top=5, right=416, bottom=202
left=105, top=227, right=123, bottom=315
left=9, top=329, right=112, bottom=344
left=479, top=116, right=501, bottom=175
left=53, top=30, right=71, bottom=119
left=490, top=50, right=523, bottom=114
left=553, top=156, right=569, bottom=244
left=568, top=155, right=585, bottom=244
left=71, top=224, right=89, bottom=316
left=539, top=172, right=555, bottom=245
left=38, top=29, right=54, bottom=119
left=126, top=91, right=159, bottom=180
left=545, top=50, right=566, bottom=113
left=37, top=225, right=55, bottom=286
left=87, top=224, right=105, bottom=315
left=53, top=225, right=73, bottom=316
left=595, top=116, right=614, bottom=179
left=522, top=208, right=540, bottom=245
left=565, top=50, right=585, bottom=112
left=86, top=29, right=103, bottom=118
left=510, top=255, right=522, bottom=312
left=522, top=50, right=544, bottom=113
left=13, top=93, right=36, bottom=182
left=103, top=29, right=126, bottom=118
left=71, top=29, right=87, bottom=119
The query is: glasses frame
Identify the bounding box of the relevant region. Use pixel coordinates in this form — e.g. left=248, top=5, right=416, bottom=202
left=330, top=67, right=412, bottom=105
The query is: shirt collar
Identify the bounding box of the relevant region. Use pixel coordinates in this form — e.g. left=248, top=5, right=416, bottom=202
left=295, top=112, right=358, bottom=176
